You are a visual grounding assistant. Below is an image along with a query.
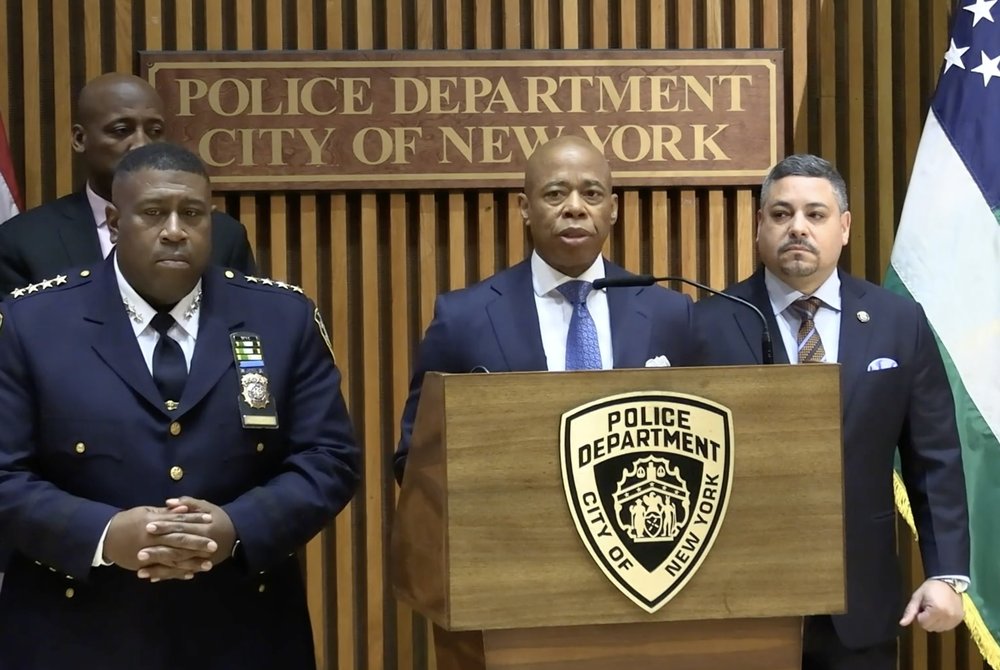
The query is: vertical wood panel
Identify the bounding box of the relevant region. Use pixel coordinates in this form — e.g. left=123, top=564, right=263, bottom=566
left=83, top=0, right=103, bottom=83
left=20, top=0, right=42, bottom=206
left=0, top=0, right=9, bottom=127
left=205, top=0, right=223, bottom=49
left=146, top=0, right=163, bottom=50
left=115, top=1, right=133, bottom=71
left=4, top=3, right=983, bottom=670
left=175, top=0, right=193, bottom=49
left=328, top=193, right=357, bottom=670
left=52, top=0, right=72, bottom=196
left=844, top=0, right=866, bottom=278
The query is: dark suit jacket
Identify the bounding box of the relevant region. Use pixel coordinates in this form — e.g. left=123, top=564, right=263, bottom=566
left=0, top=190, right=256, bottom=296
left=393, top=258, right=699, bottom=481
left=694, top=268, right=969, bottom=649
left=0, top=257, right=358, bottom=670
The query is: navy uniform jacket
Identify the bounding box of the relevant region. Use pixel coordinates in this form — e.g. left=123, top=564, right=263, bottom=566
left=0, top=190, right=257, bottom=296
left=694, top=268, right=969, bottom=649
left=394, top=258, right=699, bottom=481
left=0, top=257, right=359, bottom=670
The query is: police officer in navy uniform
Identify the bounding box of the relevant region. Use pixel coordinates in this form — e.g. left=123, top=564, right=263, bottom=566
left=0, top=142, right=358, bottom=669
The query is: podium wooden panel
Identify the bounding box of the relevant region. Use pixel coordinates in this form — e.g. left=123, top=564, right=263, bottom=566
left=391, top=366, right=845, bottom=669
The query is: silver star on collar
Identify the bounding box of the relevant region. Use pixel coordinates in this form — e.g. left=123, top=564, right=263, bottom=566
left=184, top=289, right=203, bottom=320
left=122, top=298, right=143, bottom=324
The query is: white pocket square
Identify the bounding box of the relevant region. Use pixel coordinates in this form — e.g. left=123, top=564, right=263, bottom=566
left=645, top=355, right=671, bottom=368
left=867, top=357, right=898, bottom=372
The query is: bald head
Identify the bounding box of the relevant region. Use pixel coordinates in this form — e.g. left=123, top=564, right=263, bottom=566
left=72, top=73, right=167, bottom=199
left=518, top=135, right=618, bottom=278
left=524, top=135, right=612, bottom=193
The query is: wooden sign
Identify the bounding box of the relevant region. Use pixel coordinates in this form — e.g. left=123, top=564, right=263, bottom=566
left=141, top=50, right=783, bottom=191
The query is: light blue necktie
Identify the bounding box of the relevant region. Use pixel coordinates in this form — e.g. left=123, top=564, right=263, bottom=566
left=557, top=280, right=602, bottom=370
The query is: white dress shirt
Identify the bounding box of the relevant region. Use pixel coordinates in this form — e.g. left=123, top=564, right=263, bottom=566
left=115, top=255, right=201, bottom=374
left=764, top=268, right=842, bottom=364
left=85, top=183, right=115, bottom=259
left=531, top=251, right=613, bottom=371
left=91, top=257, right=202, bottom=566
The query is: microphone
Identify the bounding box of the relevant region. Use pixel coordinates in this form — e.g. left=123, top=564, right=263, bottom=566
left=592, top=274, right=774, bottom=364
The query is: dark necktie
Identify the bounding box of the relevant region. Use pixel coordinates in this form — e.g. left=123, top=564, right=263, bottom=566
left=557, top=280, right=602, bottom=370
left=791, top=297, right=826, bottom=363
left=151, top=312, right=188, bottom=404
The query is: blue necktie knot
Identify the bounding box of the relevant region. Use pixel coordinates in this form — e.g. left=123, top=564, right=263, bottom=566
left=557, top=280, right=593, bottom=306
left=151, top=311, right=176, bottom=336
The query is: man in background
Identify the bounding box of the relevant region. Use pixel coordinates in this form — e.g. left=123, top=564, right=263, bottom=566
left=694, top=154, right=968, bottom=670
left=0, top=73, right=255, bottom=296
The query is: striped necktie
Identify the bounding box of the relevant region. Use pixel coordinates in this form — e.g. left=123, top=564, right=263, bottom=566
left=791, top=297, right=825, bottom=363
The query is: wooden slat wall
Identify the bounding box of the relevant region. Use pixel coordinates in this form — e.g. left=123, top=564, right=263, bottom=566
left=0, top=1, right=983, bottom=669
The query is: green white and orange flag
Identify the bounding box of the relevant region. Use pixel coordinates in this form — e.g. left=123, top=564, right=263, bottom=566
left=886, top=2, right=1000, bottom=666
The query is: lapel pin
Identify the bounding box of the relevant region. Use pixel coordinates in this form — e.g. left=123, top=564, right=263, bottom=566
left=856, top=310, right=870, bottom=323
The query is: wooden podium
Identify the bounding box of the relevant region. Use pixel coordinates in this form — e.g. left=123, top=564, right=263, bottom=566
left=391, top=365, right=845, bottom=670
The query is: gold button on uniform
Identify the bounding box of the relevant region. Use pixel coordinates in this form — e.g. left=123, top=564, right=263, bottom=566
left=79, top=270, right=91, bottom=278
left=165, top=400, right=179, bottom=411
left=256, top=442, right=265, bottom=453
left=74, top=442, right=86, bottom=454
left=169, top=466, right=184, bottom=481
left=65, top=587, right=75, bottom=598
left=225, top=270, right=235, bottom=278
left=258, top=584, right=266, bottom=593
left=169, top=421, right=182, bottom=436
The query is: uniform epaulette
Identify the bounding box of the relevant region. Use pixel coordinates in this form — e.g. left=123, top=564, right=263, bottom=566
left=8, top=268, right=92, bottom=299
left=228, top=270, right=306, bottom=295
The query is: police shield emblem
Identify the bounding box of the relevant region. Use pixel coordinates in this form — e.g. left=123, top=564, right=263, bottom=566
left=561, top=392, right=734, bottom=613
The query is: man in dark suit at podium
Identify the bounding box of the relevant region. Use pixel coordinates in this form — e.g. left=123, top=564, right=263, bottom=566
left=393, top=135, right=699, bottom=482
left=0, top=73, right=255, bottom=297
left=694, top=154, right=969, bottom=670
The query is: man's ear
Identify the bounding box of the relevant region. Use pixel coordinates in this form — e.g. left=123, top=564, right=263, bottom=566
left=517, top=192, right=530, bottom=225
left=71, top=124, right=86, bottom=155
left=106, top=205, right=120, bottom=243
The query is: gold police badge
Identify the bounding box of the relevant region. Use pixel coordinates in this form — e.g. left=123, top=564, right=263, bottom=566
left=560, top=391, right=734, bottom=613
left=240, top=372, right=270, bottom=409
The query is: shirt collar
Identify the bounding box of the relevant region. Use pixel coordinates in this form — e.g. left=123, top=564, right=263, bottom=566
left=85, top=182, right=112, bottom=229
left=113, top=252, right=202, bottom=340
left=531, top=251, right=607, bottom=298
left=763, top=267, right=842, bottom=315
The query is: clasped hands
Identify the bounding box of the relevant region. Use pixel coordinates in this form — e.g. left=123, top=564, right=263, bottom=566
left=103, top=496, right=236, bottom=583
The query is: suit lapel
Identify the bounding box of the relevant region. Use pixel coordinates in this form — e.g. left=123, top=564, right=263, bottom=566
left=175, top=270, right=242, bottom=419
left=485, top=261, right=547, bottom=371
left=86, top=258, right=169, bottom=416
left=56, top=192, right=104, bottom=267
left=732, top=270, right=790, bottom=364
left=836, top=272, right=875, bottom=417
left=605, top=261, right=651, bottom=368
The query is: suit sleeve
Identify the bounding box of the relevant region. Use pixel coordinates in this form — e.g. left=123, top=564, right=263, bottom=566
left=394, top=295, right=459, bottom=484
left=228, top=225, right=257, bottom=275
left=0, top=303, right=119, bottom=579
left=897, top=303, right=970, bottom=576
left=222, top=300, right=358, bottom=572
left=211, top=212, right=257, bottom=276
left=0, top=223, right=31, bottom=298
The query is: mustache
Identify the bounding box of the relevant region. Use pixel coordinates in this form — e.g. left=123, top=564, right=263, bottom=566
left=779, top=239, right=818, bottom=254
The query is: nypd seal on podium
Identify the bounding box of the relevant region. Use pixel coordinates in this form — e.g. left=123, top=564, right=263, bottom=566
left=560, top=392, right=734, bottom=612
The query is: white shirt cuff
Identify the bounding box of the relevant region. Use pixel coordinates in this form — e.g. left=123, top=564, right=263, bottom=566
left=91, top=521, right=114, bottom=567
left=929, top=575, right=970, bottom=591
